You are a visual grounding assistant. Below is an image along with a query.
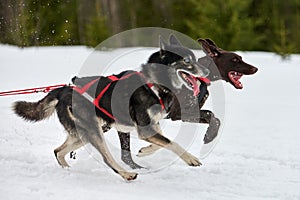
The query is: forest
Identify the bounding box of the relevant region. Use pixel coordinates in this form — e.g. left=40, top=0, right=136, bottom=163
left=0, top=0, right=299, bottom=56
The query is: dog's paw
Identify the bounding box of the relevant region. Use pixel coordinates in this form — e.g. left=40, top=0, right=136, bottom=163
left=58, top=160, right=70, bottom=168
left=137, top=146, right=154, bottom=157
left=181, top=153, right=202, bottom=167
left=187, top=158, right=202, bottom=167
left=120, top=171, right=138, bottom=181
left=122, top=158, right=144, bottom=169
left=121, top=151, right=144, bottom=169
left=203, top=117, right=220, bottom=144
left=137, top=144, right=160, bottom=157
left=55, top=156, right=70, bottom=168
left=129, top=162, right=144, bottom=170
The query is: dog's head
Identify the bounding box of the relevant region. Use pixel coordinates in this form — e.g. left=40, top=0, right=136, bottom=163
left=142, top=35, right=209, bottom=96
left=198, top=38, right=258, bottom=89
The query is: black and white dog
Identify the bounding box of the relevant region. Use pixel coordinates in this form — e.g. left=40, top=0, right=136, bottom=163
left=13, top=35, right=209, bottom=181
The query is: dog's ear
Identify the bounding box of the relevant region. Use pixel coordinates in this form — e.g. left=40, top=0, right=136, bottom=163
left=205, top=38, right=218, bottom=48
left=169, top=34, right=181, bottom=46
left=198, top=38, right=221, bottom=58
left=198, top=56, right=213, bottom=67
left=159, top=35, right=168, bottom=54
left=71, top=76, right=78, bottom=84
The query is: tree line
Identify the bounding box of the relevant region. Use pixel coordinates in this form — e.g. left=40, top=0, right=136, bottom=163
left=0, top=0, right=299, bottom=56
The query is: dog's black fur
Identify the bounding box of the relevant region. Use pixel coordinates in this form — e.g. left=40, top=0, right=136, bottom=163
left=13, top=35, right=209, bottom=180
left=118, top=38, right=258, bottom=168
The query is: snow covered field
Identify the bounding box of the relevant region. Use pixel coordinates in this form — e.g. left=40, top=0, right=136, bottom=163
left=0, top=45, right=299, bottom=200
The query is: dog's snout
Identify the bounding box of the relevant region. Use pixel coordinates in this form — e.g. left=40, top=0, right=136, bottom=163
left=203, top=67, right=210, bottom=77
left=195, top=63, right=210, bottom=77
left=252, top=67, right=258, bottom=74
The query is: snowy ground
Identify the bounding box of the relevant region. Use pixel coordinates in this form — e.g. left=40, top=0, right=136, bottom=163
left=0, top=45, right=299, bottom=200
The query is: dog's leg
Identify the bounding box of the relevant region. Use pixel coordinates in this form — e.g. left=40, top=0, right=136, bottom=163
left=117, top=131, right=143, bottom=169
left=137, top=144, right=161, bottom=157
left=54, top=135, right=84, bottom=168
left=137, top=110, right=221, bottom=156
left=85, top=126, right=138, bottom=181
left=137, top=124, right=201, bottom=166
left=199, top=110, right=221, bottom=144
left=89, top=132, right=138, bottom=180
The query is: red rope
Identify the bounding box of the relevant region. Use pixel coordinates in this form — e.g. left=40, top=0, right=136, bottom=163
left=0, top=84, right=68, bottom=96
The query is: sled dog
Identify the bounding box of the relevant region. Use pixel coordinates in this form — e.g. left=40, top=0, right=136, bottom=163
left=13, top=35, right=209, bottom=180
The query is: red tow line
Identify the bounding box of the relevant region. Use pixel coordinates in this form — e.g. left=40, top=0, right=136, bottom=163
left=0, top=84, right=68, bottom=96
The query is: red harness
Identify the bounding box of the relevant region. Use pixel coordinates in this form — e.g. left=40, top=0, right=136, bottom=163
left=72, top=72, right=165, bottom=121
left=72, top=72, right=210, bottom=121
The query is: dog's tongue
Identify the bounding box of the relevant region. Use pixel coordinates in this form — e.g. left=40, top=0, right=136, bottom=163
left=192, top=77, right=200, bottom=96
left=186, top=75, right=200, bottom=96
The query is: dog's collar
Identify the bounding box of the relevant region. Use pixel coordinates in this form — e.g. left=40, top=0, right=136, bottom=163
left=197, top=77, right=211, bottom=85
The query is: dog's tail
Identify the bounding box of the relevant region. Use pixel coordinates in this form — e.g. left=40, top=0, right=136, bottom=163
left=12, top=87, right=64, bottom=122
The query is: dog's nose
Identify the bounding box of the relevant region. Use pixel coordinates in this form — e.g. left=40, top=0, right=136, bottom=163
left=252, top=67, right=258, bottom=74
left=202, top=67, right=210, bottom=77
left=194, top=62, right=210, bottom=77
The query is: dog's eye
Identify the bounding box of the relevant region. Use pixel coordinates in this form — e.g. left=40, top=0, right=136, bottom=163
left=183, top=57, right=191, bottom=64
left=233, top=58, right=239, bottom=63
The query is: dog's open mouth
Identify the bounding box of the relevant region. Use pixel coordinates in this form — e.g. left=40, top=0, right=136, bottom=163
left=178, top=71, right=201, bottom=96
left=228, top=71, right=243, bottom=89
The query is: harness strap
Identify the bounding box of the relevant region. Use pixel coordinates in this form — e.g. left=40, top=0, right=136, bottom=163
left=147, top=84, right=165, bottom=111
left=107, top=75, right=119, bottom=81
left=93, top=79, right=115, bottom=120
left=73, top=78, right=100, bottom=94
left=72, top=78, right=114, bottom=119
left=73, top=72, right=166, bottom=121
left=134, top=73, right=165, bottom=111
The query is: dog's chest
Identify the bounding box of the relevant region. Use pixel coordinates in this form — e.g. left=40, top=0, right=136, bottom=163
left=112, top=123, right=135, bottom=133
left=147, top=106, right=168, bottom=123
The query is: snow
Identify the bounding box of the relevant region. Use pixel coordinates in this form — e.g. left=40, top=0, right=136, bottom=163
left=0, top=45, right=300, bottom=200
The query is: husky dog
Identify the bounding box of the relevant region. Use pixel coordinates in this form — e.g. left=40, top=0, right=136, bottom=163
left=13, top=35, right=209, bottom=181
